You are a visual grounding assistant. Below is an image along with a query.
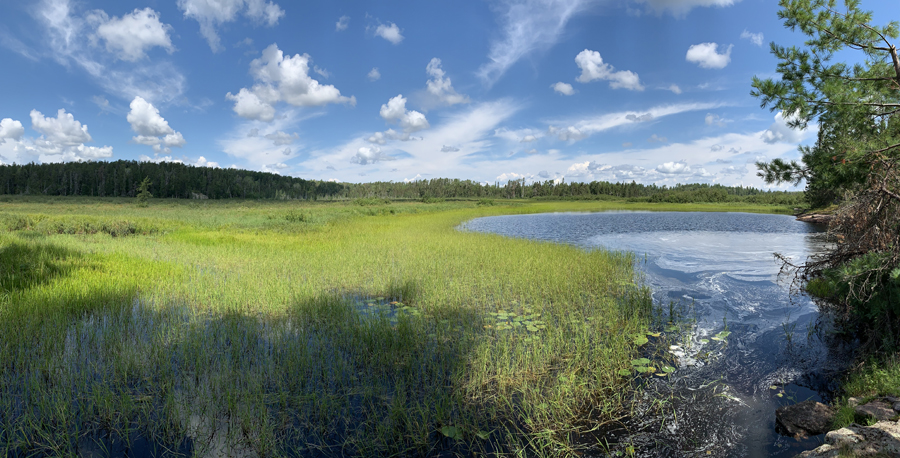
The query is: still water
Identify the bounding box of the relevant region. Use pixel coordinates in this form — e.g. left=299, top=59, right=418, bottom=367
left=463, top=211, right=855, bottom=458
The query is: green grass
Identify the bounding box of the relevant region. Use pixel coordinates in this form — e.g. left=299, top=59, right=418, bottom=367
left=0, top=196, right=796, bottom=457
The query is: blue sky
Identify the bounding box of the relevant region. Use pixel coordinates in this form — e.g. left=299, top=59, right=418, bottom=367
left=0, top=0, right=894, bottom=188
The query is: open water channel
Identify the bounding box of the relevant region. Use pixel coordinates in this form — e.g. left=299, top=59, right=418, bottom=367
left=462, top=211, right=856, bottom=458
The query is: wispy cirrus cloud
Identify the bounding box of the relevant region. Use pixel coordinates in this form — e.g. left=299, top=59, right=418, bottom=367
left=477, top=0, right=595, bottom=86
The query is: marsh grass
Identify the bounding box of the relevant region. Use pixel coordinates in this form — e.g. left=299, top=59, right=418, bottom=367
left=0, top=197, right=794, bottom=457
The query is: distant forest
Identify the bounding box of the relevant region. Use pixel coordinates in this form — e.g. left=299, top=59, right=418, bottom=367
left=0, top=161, right=802, bottom=204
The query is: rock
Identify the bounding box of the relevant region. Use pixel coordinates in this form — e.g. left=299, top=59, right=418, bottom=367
left=893, top=402, right=900, bottom=412
left=777, top=400, right=835, bottom=438
left=855, top=401, right=897, bottom=421
left=848, top=397, right=861, bottom=408
left=795, top=421, right=900, bottom=457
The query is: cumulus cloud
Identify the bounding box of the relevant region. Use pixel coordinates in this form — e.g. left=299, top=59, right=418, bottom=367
left=761, top=111, right=808, bottom=144
left=656, top=161, right=692, bottom=174
left=552, top=82, right=575, bottom=95
left=477, top=0, right=593, bottom=86
left=0, top=119, right=25, bottom=142
left=13, top=109, right=114, bottom=161
left=335, top=15, right=349, bottom=31
left=631, top=0, right=738, bottom=17
left=352, top=146, right=395, bottom=165
left=227, top=44, right=355, bottom=121
left=379, top=94, right=429, bottom=134
left=178, top=0, right=285, bottom=52
left=710, top=144, right=724, bottom=151
left=374, top=22, right=403, bottom=44
left=741, top=29, right=763, bottom=46
left=127, top=96, right=186, bottom=153
left=667, top=84, right=682, bottom=94
left=575, top=49, right=644, bottom=91
left=93, top=8, right=174, bottom=61
left=425, top=58, right=469, bottom=106
left=686, top=43, right=733, bottom=69
left=30, top=0, right=187, bottom=105
left=247, top=128, right=259, bottom=137
left=368, top=67, right=381, bottom=81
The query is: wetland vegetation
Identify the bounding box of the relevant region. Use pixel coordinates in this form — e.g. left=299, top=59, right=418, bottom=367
left=0, top=196, right=799, bottom=457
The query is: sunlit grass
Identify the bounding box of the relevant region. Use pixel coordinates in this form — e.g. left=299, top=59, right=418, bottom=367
left=0, top=196, right=794, bottom=456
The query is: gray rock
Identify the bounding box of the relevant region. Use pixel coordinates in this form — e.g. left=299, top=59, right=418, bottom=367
left=795, top=421, right=900, bottom=457
left=777, top=400, right=835, bottom=438
left=848, top=397, right=861, bottom=408
left=893, top=402, right=900, bottom=412
left=855, top=401, right=897, bottom=422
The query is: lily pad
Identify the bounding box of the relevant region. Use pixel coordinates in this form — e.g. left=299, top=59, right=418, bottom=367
left=631, top=358, right=651, bottom=366
left=662, top=366, right=676, bottom=373
left=633, top=335, right=649, bottom=346
left=618, top=369, right=631, bottom=376
left=441, top=425, right=461, bottom=440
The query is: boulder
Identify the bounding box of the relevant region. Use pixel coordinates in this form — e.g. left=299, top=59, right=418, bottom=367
left=776, top=400, right=835, bottom=438
left=856, top=401, right=897, bottom=422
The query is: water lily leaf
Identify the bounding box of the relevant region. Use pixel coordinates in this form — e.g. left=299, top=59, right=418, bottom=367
left=635, top=366, right=652, bottom=373
left=776, top=393, right=783, bottom=398
left=618, top=369, right=631, bottom=376
left=646, top=331, right=661, bottom=337
left=441, top=426, right=461, bottom=440
left=769, top=385, right=778, bottom=390
left=662, top=366, right=676, bottom=373
left=631, top=358, right=651, bottom=366
left=655, top=373, right=668, bottom=377
left=633, top=335, right=649, bottom=346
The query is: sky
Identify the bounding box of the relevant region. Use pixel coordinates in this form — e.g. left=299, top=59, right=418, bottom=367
left=0, top=0, right=895, bottom=188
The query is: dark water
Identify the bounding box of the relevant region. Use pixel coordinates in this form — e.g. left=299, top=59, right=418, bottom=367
left=463, top=211, right=855, bottom=458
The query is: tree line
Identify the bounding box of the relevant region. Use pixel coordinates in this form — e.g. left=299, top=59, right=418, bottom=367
left=0, top=160, right=801, bottom=204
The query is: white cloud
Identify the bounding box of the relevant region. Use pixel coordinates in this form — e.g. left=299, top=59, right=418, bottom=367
left=313, top=66, right=330, bottom=78
left=0, top=119, right=25, bottom=142
left=575, top=49, right=644, bottom=91
left=94, top=8, right=174, bottom=61
left=227, top=44, right=355, bottom=121
left=34, top=0, right=186, bottom=105
left=656, top=161, right=691, bottom=174
left=264, top=130, right=298, bottom=145
left=5, top=109, right=115, bottom=162
left=710, top=144, right=724, bottom=151
left=352, top=146, right=395, bottom=165
left=368, top=67, right=381, bottom=81
left=740, top=29, right=763, bottom=46
left=494, top=127, right=543, bottom=143
left=686, top=42, right=733, bottom=69
left=425, top=58, right=469, bottom=106
left=31, top=109, right=91, bottom=146
left=441, top=145, right=460, bottom=153
left=379, top=94, right=430, bottom=134
left=127, top=96, right=185, bottom=153
left=648, top=134, right=667, bottom=142
left=549, top=102, right=721, bottom=142
left=497, top=172, right=531, bottom=182
left=477, top=0, right=592, bottom=86
left=336, top=15, right=349, bottom=31
left=631, top=0, right=738, bottom=17
left=761, top=111, right=810, bottom=144
left=552, top=82, right=575, bottom=95
left=667, top=84, right=682, bottom=94
left=178, top=0, right=285, bottom=52
left=374, top=22, right=404, bottom=44
left=705, top=113, right=731, bottom=126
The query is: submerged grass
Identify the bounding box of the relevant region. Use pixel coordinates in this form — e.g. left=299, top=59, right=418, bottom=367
left=0, top=197, right=794, bottom=457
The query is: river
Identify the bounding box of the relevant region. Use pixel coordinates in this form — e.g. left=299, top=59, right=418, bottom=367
left=462, top=211, right=856, bottom=458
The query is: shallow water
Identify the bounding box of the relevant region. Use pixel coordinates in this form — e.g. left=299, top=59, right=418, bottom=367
left=463, top=211, right=856, bottom=458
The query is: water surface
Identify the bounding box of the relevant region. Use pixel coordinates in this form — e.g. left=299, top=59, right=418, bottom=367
left=463, top=211, right=854, bottom=458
